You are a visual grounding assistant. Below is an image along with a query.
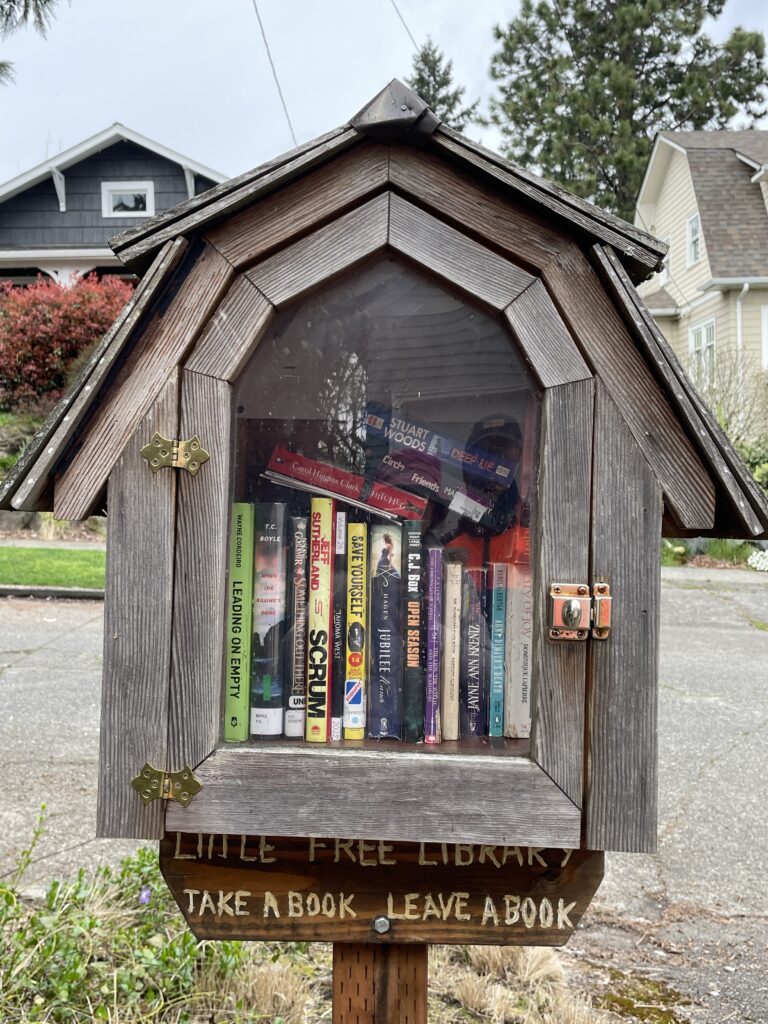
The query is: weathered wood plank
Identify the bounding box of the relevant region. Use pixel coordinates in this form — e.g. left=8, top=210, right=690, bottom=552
left=246, top=193, right=389, bottom=307
left=112, top=127, right=359, bottom=271
left=167, top=370, right=232, bottom=771
left=530, top=380, right=593, bottom=806
left=96, top=373, right=178, bottom=839
left=542, top=244, right=715, bottom=531
left=165, top=746, right=581, bottom=848
left=504, top=280, right=591, bottom=388
left=389, top=145, right=571, bottom=273
left=161, top=834, right=603, bottom=947
left=205, top=144, right=389, bottom=269
left=432, top=127, right=664, bottom=280
left=334, top=944, right=427, bottom=1023
left=6, top=238, right=187, bottom=513
left=595, top=244, right=768, bottom=537
left=184, top=276, right=274, bottom=381
left=586, top=380, right=662, bottom=853
left=388, top=194, right=534, bottom=310
left=53, top=244, right=234, bottom=521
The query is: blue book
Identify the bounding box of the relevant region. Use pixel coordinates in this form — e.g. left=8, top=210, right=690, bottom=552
left=488, top=562, right=507, bottom=737
left=368, top=524, right=403, bottom=739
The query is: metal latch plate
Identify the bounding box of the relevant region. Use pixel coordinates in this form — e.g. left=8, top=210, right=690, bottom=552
left=131, top=763, right=202, bottom=807
left=549, top=583, right=591, bottom=640
left=592, top=583, right=611, bottom=640
left=141, top=432, right=209, bottom=475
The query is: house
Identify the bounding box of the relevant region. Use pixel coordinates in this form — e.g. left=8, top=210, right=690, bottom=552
left=0, top=124, right=226, bottom=286
left=635, top=130, right=768, bottom=436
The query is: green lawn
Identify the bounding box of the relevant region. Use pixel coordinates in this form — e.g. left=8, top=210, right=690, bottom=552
left=0, top=546, right=105, bottom=588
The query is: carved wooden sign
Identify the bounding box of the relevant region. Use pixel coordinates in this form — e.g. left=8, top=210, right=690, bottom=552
left=160, top=833, right=604, bottom=945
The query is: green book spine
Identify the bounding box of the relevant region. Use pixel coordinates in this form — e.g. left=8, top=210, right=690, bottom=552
left=224, top=502, right=254, bottom=742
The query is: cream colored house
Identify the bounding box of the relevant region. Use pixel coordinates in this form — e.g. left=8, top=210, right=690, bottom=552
left=635, top=131, right=768, bottom=439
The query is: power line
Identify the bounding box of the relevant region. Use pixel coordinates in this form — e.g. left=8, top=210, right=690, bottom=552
left=388, top=0, right=419, bottom=51
left=250, top=0, right=297, bottom=148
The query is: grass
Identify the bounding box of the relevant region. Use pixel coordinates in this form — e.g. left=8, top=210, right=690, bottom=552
left=0, top=545, right=105, bottom=588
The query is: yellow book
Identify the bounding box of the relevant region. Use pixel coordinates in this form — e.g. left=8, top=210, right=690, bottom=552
left=343, top=522, right=368, bottom=739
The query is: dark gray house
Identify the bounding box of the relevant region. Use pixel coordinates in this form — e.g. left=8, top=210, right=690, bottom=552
left=0, top=124, right=225, bottom=286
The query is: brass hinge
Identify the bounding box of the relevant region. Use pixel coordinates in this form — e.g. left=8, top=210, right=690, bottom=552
left=141, top=432, right=209, bottom=475
left=549, top=582, right=612, bottom=641
left=131, top=763, right=202, bottom=807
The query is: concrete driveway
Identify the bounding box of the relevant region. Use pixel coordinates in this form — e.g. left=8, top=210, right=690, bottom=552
left=0, top=565, right=766, bottom=1021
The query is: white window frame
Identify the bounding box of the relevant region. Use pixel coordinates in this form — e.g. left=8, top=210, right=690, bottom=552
left=101, top=180, right=155, bottom=218
left=762, top=306, right=768, bottom=373
left=686, top=212, right=701, bottom=267
left=688, top=316, right=715, bottom=387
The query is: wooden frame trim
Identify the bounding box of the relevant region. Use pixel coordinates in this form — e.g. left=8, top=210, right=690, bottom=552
left=504, top=280, right=592, bottom=388
left=185, top=277, right=275, bottom=382
left=204, top=144, right=390, bottom=270
left=4, top=238, right=188, bottom=512
left=53, top=244, right=235, bottom=521
left=542, top=243, right=716, bottom=532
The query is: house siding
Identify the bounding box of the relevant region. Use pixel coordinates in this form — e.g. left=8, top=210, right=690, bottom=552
left=0, top=141, right=215, bottom=248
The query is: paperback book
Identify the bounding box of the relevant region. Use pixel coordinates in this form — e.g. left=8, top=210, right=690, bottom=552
left=460, top=567, right=488, bottom=737
left=505, top=553, right=533, bottom=740
left=305, top=496, right=334, bottom=742
left=402, top=520, right=425, bottom=743
left=250, top=503, right=288, bottom=737
left=441, top=560, right=463, bottom=741
left=368, top=523, right=403, bottom=739
left=424, top=547, right=443, bottom=744
left=283, top=516, right=308, bottom=738
left=330, top=509, right=347, bottom=741
left=224, top=502, right=254, bottom=742
left=488, top=562, right=507, bottom=737
left=344, top=522, right=368, bottom=739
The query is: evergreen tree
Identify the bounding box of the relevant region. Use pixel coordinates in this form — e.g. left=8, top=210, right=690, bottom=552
left=490, top=0, right=768, bottom=220
left=1, top=0, right=58, bottom=83
left=406, top=37, right=480, bottom=131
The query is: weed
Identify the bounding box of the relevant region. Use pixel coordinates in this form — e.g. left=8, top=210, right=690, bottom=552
left=702, top=538, right=756, bottom=565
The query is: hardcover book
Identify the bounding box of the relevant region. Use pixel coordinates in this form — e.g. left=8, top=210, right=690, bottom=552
left=283, top=516, right=308, bottom=738
left=368, top=523, right=403, bottom=739
left=440, top=560, right=463, bottom=741
left=488, top=562, right=507, bottom=737
left=330, top=509, right=347, bottom=741
left=305, top=497, right=334, bottom=742
left=402, top=520, right=425, bottom=742
left=344, top=522, right=368, bottom=740
left=460, top=567, right=488, bottom=737
left=250, top=503, right=288, bottom=737
left=224, top=502, right=254, bottom=742
left=424, top=547, right=443, bottom=744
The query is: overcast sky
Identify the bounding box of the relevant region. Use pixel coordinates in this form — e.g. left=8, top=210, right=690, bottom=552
left=0, top=0, right=766, bottom=186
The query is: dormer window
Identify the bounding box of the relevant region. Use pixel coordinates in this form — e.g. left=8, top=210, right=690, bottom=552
left=687, top=213, right=701, bottom=266
left=101, top=181, right=155, bottom=218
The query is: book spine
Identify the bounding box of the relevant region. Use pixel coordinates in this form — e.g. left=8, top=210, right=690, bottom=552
left=344, top=522, right=368, bottom=739
left=305, top=497, right=334, bottom=742
left=504, top=561, right=533, bottom=739
left=402, top=520, right=425, bottom=743
left=224, top=503, right=254, bottom=742
left=283, top=517, right=308, bottom=738
left=440, top=561, right=463, bottom=741
left=330, top=509, right=347, bottom=741
left=368, top=524, right=403, bottom=739
left=460, top=568, right=487, bottom=737
left=488, top=562, right=507, bottom=737
left=250, top=503, right=288, bottom=737
left=424, top=548, right=442, bottom=744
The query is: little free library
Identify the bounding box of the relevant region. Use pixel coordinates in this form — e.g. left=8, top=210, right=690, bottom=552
left=3, top=80, right=766, bottom=1020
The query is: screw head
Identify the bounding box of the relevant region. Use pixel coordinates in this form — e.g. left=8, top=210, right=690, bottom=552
left=373, top=916, right=391, bottom=934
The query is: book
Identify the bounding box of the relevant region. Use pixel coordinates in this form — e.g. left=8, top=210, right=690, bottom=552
left=344, top=522, right=368, bottom=739
left=460, top=567, right=488, bottom=737
left=264, top=445, right=427, bottom=521
left=306, top=497, right=334, bottom=742
left=368, top=523, right=403, bottom=739
left=283, top=516, right=308, bottom=738
left=440, top=560, right=463, bottom=741
left=250, top=503, right=288, bottom=737
left=402, top=520, right=425, bottom=743
left=330, top=509, right=347, bottom=741
left=224, top=502, right=254, bottom=742
left=504, top=556, right=533, bottom=739
left=424, top=547, right=442, bottom=745
left=488, top=562, right=507, bottom=737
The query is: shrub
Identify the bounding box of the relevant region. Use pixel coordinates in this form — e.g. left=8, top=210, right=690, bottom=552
left=0, top=274, right=133, bottom=411
left=735, top=438, right=768, bottom=494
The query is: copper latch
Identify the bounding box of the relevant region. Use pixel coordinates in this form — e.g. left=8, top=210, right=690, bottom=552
left=549, top=582, right=612, bottom=641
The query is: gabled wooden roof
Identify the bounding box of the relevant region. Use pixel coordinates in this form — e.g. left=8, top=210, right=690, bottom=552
left=1, top=80, right=765, bottom=539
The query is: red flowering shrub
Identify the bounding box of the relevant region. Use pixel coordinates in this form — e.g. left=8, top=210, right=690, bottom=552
left=0, top=274, right=133, bottom=410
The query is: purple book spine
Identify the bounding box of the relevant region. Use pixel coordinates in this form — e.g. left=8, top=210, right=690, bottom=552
left=425, top=548, right=443, bottom=744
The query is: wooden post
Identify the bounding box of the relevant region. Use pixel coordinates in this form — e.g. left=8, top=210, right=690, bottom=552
left=332, top=943, right=428, bottom=1024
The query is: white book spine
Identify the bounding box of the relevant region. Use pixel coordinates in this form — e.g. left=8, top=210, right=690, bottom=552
left=440, top=562, right=463, bottom=741
left=504, top=562, right=533, bottom=738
